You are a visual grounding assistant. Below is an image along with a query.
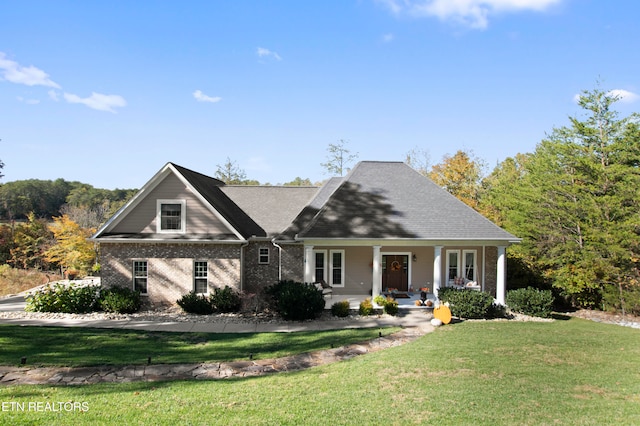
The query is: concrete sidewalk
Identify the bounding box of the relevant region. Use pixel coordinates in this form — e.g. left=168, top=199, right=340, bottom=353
left=0, top=313, right=433, bottom=333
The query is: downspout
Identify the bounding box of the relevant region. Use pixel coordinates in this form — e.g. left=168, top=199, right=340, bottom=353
left=240, top=241, right=249, bottom=292
left=271, top=238, right=283, bottom=282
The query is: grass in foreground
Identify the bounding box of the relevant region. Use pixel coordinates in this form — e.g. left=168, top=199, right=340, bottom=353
left=0, top=325, right=399, bottom=366
left=1, top=318, right=639, bottom=425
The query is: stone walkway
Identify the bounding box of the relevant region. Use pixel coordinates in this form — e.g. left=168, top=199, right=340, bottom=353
left=0, top=326, right=431, bottom=385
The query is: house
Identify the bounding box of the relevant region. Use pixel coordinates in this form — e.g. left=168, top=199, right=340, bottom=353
left=92, top=161, right=520, bottom=307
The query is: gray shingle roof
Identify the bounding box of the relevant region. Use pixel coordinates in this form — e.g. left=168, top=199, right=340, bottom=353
left=295, top=161, right=518, bottom=241
left=220, top=186, right=319, bottom=236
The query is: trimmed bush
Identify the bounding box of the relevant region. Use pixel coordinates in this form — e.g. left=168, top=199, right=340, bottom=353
left=210, top=286, right=242, bottom=313
left=373, top=295, right=386, bottom=306
left=265, top=280, right=325, bottom=321
left=99, top=286, right=142, bottom=314
left=359, top=298, right=375, bottom=316
left=383, top=297, right=399, bottom=316
left=25, top=283, right=100, bottom=313
left=437, top=287, right=502, bottom=319
left=506, top=287, right=554, bottom=318
left=177, top=292, right=214, bottom=315
left=331, top=300, right=351, bottom=317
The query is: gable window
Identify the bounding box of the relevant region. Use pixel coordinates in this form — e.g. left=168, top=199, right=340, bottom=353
left=194, top=261, right=208, bottom=294
left=157, top=199, right=186, bottom=233
left=133, top=260, right=148, bottom=294
left=258, top=247, right=270, bottom=264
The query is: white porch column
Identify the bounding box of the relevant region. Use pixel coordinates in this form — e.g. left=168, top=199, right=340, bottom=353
left=496, top=246, right=506, bottom=305
left=433, top=246, right=442, bottom=298
left=372, top=245, right=382, bottom=297
left=304, top=245, right=314, bottom=283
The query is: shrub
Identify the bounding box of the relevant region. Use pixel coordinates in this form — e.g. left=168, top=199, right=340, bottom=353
left=331, top=300, right=351, bottom=317
left=25, top=283, right=100, bottom=313
left=506, top=287, right=555, bottom=318
left=210, top=286, right=242, bottom=313
left=373, top=295, right=386, bottom=306
left=383, top=297, right=399, bottom=316
left=177, top=292, right=214, bottom=315
left=359, top=298, right=375, bottom=316
left=265, top=280, right=325, bottom=321
left=99, top=286, right=142, bottom=314
left=437, top=287, right=501, bottom=319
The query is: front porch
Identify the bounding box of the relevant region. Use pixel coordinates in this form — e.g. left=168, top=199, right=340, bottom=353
left=323, top=292, right=437, bottom=310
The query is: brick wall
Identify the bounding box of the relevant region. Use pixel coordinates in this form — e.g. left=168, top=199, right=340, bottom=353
left=242, top=241, right=304, bottom=293
left=100, top=242, right=241, bottom=305
left=484, top=246, right=498, bottom=298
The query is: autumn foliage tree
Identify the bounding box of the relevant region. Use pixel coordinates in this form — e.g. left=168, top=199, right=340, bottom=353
left=429, top=149, right=486, bottom=209
left=44, top=215, right=97, bottom=277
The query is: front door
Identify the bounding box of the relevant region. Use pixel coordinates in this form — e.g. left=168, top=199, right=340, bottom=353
left=382, top=255, right=408, bottom=291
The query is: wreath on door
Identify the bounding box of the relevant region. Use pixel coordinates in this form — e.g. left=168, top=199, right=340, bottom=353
left=391, top=260, right=401, bottom=271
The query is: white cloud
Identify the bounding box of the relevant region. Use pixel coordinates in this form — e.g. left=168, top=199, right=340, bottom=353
left=573, top=89, right=639, bottom=105
left=256, top=47, right=282, bottom=61
left=193, top=90, right=222, bottom=103
left=0, top=52, right=60, bottom=88
left=64, top=92, right=127, bottom=113
left=608, top=89, right=639, bottom=104
left=377, top=0, right=563, bottom=29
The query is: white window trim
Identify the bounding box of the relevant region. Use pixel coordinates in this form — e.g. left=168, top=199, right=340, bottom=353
left=463, top=249, right=478, bottom=283
left=258, top=247, right=270, bottom=265
left=156, top=199, right=186, bottom=234
left=132, top=260, right=148, bottom=295
left=329, top=249, right=345, bottom=288
left=194, top=260, right=209, bottom=294
left=313, top=249, right=327, bottom=283
left=446, top=249, right=478, bottom=285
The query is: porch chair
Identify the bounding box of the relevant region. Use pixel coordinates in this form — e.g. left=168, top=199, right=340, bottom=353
left=314, top=280, right=333, bottom=298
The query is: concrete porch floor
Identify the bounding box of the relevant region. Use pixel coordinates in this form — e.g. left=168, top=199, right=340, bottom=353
left=324, top=293, right=436, bottom=310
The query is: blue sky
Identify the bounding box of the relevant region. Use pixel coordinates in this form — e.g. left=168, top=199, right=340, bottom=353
left=1, top=0, right=638, bottom=189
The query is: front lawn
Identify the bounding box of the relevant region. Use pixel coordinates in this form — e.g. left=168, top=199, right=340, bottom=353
left=1, top=318, right=639, bottom=425
left=0, top=325, right=399, bottom=366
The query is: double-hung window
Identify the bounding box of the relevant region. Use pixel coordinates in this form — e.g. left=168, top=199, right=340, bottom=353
left=313, top=249, right=345, bottom=287
left=446, top=249, right=477, bottom=285
left=133, top=260, right=148, bottom=294
left=258, top=248, right=269, bottom=264
left=157, top=200, right=186, bottom=233
left=194, top=261, right=208, bottom=294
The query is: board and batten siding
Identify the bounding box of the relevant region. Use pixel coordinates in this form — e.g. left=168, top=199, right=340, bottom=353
left=111, top=173, right=232, bottom=235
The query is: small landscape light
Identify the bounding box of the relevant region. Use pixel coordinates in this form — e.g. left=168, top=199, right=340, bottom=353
left=20, top=357, right=27, bottom=365
left=147, top=356, right=152, bottom=365
left=249, top=353, right=253, bottom=360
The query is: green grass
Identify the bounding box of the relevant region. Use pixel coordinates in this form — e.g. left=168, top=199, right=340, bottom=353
left=1, top=318, right=639, bottom=425
left=0, top=325, right=399, bottom=366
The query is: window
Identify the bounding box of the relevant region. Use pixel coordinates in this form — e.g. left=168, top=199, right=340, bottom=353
left=447, top=251, right=459, bottom=283
left=330, top=250, right=345, bottom=287
left=194, top=261, right=208, bottom=294
left=258, top=247, right=269, bottom=264
left=157, top=200, right=186, bottom=233
left=446, top=250, right=477, bottom=285
left=463, top=250, right=477, bottom=282
left=314, top=251, right=326, bottom=283
left=133, top=260, right=148, bottom=294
